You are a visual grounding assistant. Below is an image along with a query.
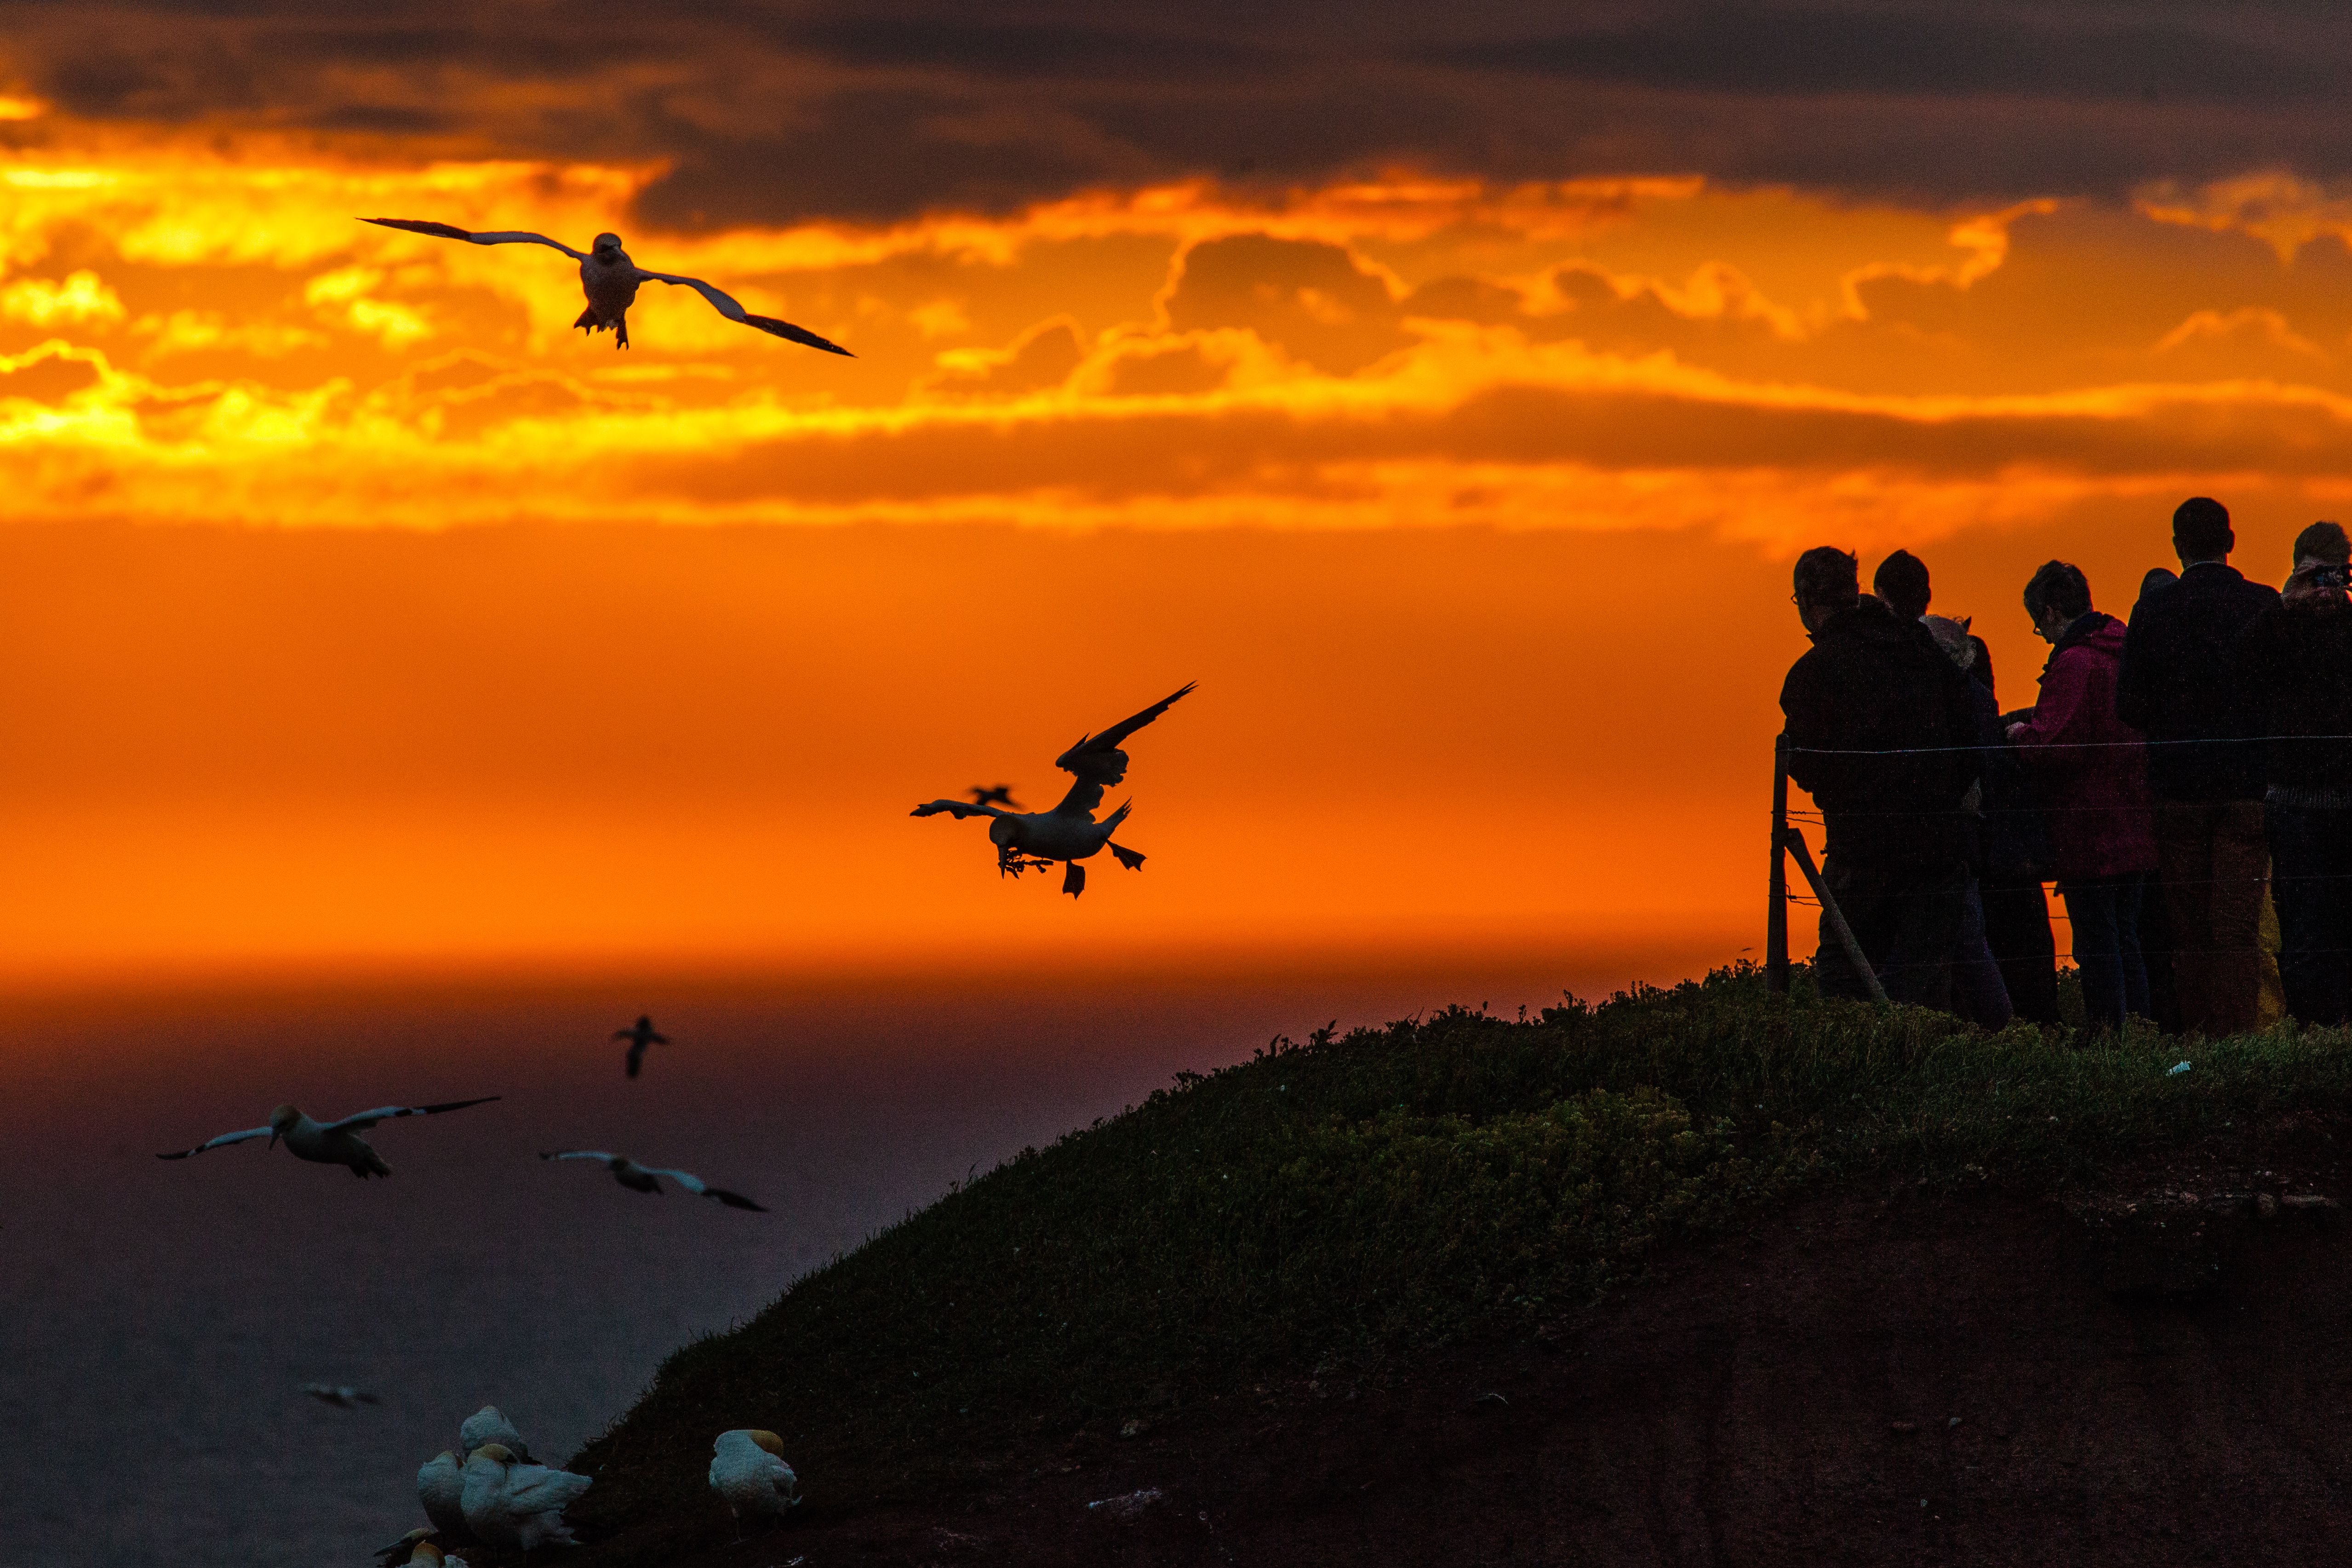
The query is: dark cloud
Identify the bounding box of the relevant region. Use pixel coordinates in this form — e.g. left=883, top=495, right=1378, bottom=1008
left=11, top=1, right=2352, bottom=223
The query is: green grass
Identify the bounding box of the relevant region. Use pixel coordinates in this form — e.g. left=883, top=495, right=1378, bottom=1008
left=569, top=965, right=2352, bottom=1534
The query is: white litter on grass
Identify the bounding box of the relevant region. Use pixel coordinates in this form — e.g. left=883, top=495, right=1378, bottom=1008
left=1087, top=1488, right=1163, bottom=1519
left=2168, top=1061, right=2192, bottom=1076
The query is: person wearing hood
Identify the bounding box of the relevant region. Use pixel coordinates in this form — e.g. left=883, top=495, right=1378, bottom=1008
left=2008, top=561, right=2157, bottom=1031
left=1780, top=546, right=1982, bottom=1009
left=2232, top=522, right=2352, bottom=1026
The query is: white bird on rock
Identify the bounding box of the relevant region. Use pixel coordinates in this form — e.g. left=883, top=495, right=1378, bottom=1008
left=460, top=1443, right=590, bottom=1557
left=710, top=1429, right=800, bottom=1538
left=459, top=1405, right=532, bottom=1462
left=538, top=1150, right=767, bottom=1210
left=911, top=683, right=1193, bottom=898
left=157, top=1097, right=499, bottom=1178
left=359, top=218, right=853, bottom=355
left=418, top=1451, right=479, bottom=1543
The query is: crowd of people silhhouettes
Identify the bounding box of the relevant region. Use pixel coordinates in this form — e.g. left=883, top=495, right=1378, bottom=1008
left=1780, top=496, right=2352, bottom=1035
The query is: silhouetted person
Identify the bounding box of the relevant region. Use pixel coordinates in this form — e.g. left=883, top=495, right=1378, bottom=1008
left=1924, top=614, right=2014, bottom=1028
left=968, top=784, right=1019, bottom=808
left=2233, top=521, right=2352, bottom=1026
left=2117, top=497, right=2279, bottom=1036
left=1780, top=547, right=1981, bottom=1008
left=614, top=1015, right=668, bottom=1079
left=1875, top=549, right=1996, bottom=698
left=2009, top=562, right=2155, bottom=1031
left=2129, top=567, right=2182, bottom=1032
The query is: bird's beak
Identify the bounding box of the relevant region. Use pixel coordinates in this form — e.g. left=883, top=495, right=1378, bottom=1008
left=268, top=1130, right=280, bottom=1150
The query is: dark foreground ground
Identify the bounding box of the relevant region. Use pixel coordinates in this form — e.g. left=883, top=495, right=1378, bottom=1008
left=574, top=1140, right=2352, bottom=1567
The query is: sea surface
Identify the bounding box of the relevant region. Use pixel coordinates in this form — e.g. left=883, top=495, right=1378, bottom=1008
left=1, top=947, right=1723, bottom=1566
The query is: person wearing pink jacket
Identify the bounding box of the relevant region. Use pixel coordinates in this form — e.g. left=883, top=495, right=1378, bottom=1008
left=2007, top=561, right=2158, bottom=1030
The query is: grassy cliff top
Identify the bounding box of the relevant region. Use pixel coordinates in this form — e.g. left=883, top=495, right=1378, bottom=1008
left=567, top=967, right=2352, bottom=1541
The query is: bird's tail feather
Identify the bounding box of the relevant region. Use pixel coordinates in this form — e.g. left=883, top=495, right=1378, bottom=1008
left=1101, top=798, right=1133, bottom=833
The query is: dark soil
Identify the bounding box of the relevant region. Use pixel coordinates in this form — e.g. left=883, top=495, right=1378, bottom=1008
left=571, top=1142, right=2352, bottom=1567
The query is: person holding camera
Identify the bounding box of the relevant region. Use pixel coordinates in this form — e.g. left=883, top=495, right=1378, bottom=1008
left=2232, top=522, right=2352, bottom=1026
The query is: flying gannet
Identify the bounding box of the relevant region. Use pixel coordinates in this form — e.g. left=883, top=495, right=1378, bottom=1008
left=612, top=1014, right=667, bottom=1079
left=912, top=683, right=1194, bottom=897
left=359, top=219, right=853, bottom=355
left=709, top=1429, right=801, bottom=1539
left=156, top=1097, right=500, bottom=1178
left=302, top=1382, right=380, bottom=1408
left=539, top=1150, right=768, bottom=1211
left=417, top=1451, right=479, bottom=1542
left=459, top=1444, right=590, bottom=1557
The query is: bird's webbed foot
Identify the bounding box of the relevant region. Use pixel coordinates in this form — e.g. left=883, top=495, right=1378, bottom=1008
left=1062, top=861, right=1085, bottom=898
left=1109, top=842, right=1145, bottom=871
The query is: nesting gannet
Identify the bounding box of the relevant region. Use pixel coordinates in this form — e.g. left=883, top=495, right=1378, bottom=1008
left=156, top=1097, right=499, bottom=1178
left=613, top=1014, right=667, bottom=1080
left=302, top=1382, right=380, bottom=1408
left=374, top=1527, right=434, bottom=1564
left=968, top=784, right=1019, bottom=809
left=459, top=1443, right=591, bottom=1556
left=459, top=1406, right=532, bottom=1463
left=913, top=684, right=1194, bottom=898
left=417, top=1451, right=479, bottom=1541
left=359, top=219, right=852, bottom=355
left=710, top=1429, right=801, bottom=1539
left=409, top=1544, right=470, bottom=1568
left=539, top=1150, right=767, bottom=1211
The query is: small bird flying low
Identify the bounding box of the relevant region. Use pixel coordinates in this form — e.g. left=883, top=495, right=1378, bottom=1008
left=359, top=219, right=853, bottom=355
left=539, top=1150, right=768, bottom=1211
left=967, top=784, right=1019, bottom=809
left=613, top=1014, right=667, bottom=1079
left=303, top=1382, right=380, bottom=1408
left=157, top=1097, right=500, bottom=1178
left=913, top=684, right=1193, bottom=898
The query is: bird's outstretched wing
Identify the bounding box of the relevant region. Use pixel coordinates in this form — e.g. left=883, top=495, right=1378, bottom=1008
left=1054, top=683, right=1196, bottom=786
left=156, top=1125, right=272, bottom=1159
left=912, top=798, right=1010, bottom=819
left=633, top=269, right=853, bottom=355
left=361, top=218, right=589, bottom=261
left=643, top=1167, right=768, bottom=1211
left=539, top=1150, right=620, bottom=1165
left=322, top=1096, right=501, bottom=1134
left=611, top=1028, right=632, bottom=1041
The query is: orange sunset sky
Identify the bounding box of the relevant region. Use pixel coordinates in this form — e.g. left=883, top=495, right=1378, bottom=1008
left=1, top=2, right=2349, bottom=981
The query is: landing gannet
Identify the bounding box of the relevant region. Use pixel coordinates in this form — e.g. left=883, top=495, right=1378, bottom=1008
left=459, top=1443, right=590, bottom=1556
left=417, top=1451, right=478, bottom=1541
left=539, top=1150, right=768, bottom=1211
left=613, top=1014, right=667, bottom=1079
left=913, top=683, right=1194, bottom=898
left=710, top=1429, right=801, bottom=1538
left=359, top=219, right=853, bottom=355
left=157, top=1097, right=499, bottom=1178
left=459, top=1405, right=532, bottom=1462
left=302, top=1382, right=380, bottom=1408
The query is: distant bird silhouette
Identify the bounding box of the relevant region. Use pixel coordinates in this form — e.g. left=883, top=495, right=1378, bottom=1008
left=157, top=1097, right=499, bottom=1177
left=303, top=1382, right=381, bottom=1408
left=968, top=784, right=1019, bottom=809
left=358, top=219, right=853, bottom=355
left=613, top=1015, right=668, bottom=1079
left=539, top=1150, right=768, bottom=1211
left=913, top=683, right=1193, bottom=898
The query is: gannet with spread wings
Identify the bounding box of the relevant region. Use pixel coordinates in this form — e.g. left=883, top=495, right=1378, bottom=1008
left=912, top=683, right=1193, bottom=898
left=538, top=1150, right=768, bottom=1211
left=358, top=220, right=853, bottom=355
left=157, top=1097, right=500, bottom=1177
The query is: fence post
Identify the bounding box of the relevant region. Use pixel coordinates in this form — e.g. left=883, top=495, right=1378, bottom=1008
left=1767, top=733, right=1790, bottom=993
left=1780, top=825, right=1889, bottom=1005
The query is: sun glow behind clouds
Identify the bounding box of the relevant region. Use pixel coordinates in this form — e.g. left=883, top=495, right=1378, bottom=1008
left=6, top=135, right=2352, bottom=546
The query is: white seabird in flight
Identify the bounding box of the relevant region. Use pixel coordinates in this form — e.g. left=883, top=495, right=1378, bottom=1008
left=302, top=1382, right=380, bottom=1408
left=359, top=219, right=853, bottom=355
left=157, top=1097, right=499, bottom=1178
left=709, top=1429, right=801, bottom=1539
left=460, top=1443, right=591, bottom=1556
left=539, top=1150, right=768, bottom=1211
left=912, top=683, right=1194, bottom=898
